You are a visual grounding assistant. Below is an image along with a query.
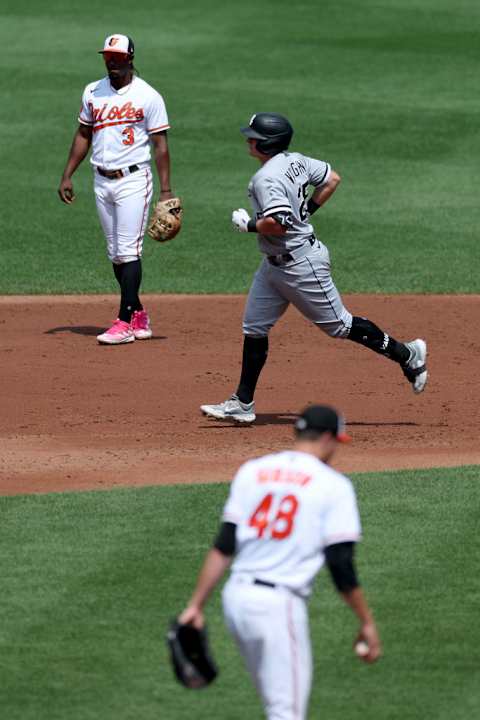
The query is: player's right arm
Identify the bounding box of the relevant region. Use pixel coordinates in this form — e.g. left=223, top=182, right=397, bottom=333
left=58, top=124, right=93, bottom=204
left=178, top=546, right=234, bottom=630
left=178, top=465, right=250, bottom=629
left=232, top=176, right=291, bottom=236
left=253, top=216, right=287, bottom=236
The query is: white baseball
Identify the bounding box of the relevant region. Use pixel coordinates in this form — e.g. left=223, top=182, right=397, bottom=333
left=355, top=641, right=369, bottom=657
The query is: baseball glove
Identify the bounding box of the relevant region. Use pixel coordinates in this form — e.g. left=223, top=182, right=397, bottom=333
left=147, top=197, right=183, bottom=242
left=166, top=620, right=218, bottom=689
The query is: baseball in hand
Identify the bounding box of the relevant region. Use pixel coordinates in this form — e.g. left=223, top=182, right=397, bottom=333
left=354, top=641, right=369, bottom=657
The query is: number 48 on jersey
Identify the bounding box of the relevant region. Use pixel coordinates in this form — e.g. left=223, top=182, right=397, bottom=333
left=248, top=493, right=299, bottom=540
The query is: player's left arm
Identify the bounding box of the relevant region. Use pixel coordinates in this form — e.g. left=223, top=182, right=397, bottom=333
left=178, top=522, right=236, bottom=629
left=307, top=169, right=341, bottom=215
left=150, top=131, right=173, bottom=200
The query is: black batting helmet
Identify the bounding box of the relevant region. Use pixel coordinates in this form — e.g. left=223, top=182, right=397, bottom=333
left=241, top=113, right=293, bottom=156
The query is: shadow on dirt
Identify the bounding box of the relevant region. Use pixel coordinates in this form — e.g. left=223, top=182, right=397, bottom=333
left=200, top=415, right=420, bottom=428
left=45, top=326, right=167, bottom=340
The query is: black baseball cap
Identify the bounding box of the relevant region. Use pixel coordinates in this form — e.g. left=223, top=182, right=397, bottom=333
left=294, top=405, right=351, bottom=443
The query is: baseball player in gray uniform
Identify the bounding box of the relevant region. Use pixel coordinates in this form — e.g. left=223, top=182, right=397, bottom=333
left=201, top=113, right=428, bottom=423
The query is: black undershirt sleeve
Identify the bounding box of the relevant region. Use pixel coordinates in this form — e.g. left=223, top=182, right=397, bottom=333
left=324, top=541, right=360, bottom=593
left=213, top=522, right=237, bottom=557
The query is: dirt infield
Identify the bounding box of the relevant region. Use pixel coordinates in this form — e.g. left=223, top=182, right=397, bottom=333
left=1, top=294, right=478, bottom=496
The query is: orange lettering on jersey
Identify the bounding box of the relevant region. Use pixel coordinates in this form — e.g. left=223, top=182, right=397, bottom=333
left=272, top=468, right=282, bottom=484
left=271, top=494, right=298, bottom=539
left=249, top=493, right=274, bottom=538
left=257, top=468, right=312, bottom=487
left=122, top=126, right=135, bottom=145
left=89, top=101, right=145, bottom=126
left=117, top=101, right=131, bottom=119
left=249, top=493, right=300, bottom=540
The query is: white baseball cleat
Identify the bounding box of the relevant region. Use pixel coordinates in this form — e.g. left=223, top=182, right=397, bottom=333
left=97, top=319, right=135, bottom=345
left=402, top=339, right=428, bottom=393
left=200, top=395, right=256, bottom=423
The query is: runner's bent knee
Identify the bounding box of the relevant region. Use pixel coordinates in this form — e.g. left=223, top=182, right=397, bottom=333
left=314, top=309, right=352, bottom=338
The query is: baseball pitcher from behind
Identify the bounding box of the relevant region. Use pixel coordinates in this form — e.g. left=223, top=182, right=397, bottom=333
left=58, top=34, right=175, bottom=344
left=201, top=113, right=427, bottom=423
left=179, top=405, right=382, bottom=720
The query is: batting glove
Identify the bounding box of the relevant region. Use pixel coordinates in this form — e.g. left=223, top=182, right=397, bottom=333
left=232, top=208, right=251, bottom=232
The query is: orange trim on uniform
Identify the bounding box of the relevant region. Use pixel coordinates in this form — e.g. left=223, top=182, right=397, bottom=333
left=148, top=123, right=170, bottom=134
left=287, top=596, right=300, bottom=719
left=93, top=119, right=144, bottom=132
left=136, top=169, right=152, bottom=257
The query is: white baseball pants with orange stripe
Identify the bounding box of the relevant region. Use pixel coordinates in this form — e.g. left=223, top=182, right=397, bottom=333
left=222, top=578, right=312, bottom=720
left=94, top=165, right=153, bottom=264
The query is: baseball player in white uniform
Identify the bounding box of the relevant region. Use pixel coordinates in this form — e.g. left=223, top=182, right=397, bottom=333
left=58, top=34, right=174, bottom=344
left=179, top=405, right=381, bottom=720
left=201, top=113, right=427, bottom=422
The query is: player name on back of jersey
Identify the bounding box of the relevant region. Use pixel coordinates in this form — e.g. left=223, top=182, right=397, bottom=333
left=284, top=157, right=308, bottom=184
left=257, top=467, right=312, bottom=486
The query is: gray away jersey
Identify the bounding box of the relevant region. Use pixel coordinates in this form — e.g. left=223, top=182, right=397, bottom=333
left=247, top=152, right=331, bottom=255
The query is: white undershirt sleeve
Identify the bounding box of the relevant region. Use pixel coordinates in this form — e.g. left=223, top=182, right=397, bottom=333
left=78, top=87, right=94, bottom=126
left=322, top=480, right=362, bottom=547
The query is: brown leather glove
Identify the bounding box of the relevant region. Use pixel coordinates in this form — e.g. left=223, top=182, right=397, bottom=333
left=147, top=197, right=183, bottom=242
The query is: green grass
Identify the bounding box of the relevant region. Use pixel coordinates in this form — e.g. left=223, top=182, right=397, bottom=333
left=1, top=465, right=479, bottom=719
left=1, top=0, right=479, bottom=293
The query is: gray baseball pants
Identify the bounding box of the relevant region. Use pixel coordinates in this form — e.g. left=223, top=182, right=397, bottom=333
left=243, top=242, right=352, bottom=338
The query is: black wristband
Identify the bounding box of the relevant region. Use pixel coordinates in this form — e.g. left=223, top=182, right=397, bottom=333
left=307, top=198, right=321, bottom=216
left=247, top=219, right=257, bottom=232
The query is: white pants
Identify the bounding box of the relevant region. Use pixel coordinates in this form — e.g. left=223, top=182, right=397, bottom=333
left=243, top=243, right=352, bottom=338
left=222, top=577, right=312, bottom=720
left=94, top=166, right=153, bottom=264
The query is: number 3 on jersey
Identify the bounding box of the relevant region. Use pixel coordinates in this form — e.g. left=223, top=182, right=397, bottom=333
left=248, top=493, right=299, bottom=540
left=122, top=127, right=135, bottom=146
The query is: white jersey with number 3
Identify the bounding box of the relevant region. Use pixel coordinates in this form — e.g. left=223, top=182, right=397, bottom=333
left=223, top=450, right=361, bottom=598
left=78, top=75, right=169, bottom=170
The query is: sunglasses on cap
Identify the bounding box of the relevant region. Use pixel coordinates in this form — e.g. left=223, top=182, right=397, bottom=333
left=102, top=51, right=130, bottom=62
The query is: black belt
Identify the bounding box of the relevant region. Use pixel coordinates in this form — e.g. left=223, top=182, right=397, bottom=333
left=267, top=253, right=294, bottom=266
left=97, top=164, right=139, bottom=179
left=267, top=235, right=316, bottom=267
left=254, top=578, right=276, bottom=588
